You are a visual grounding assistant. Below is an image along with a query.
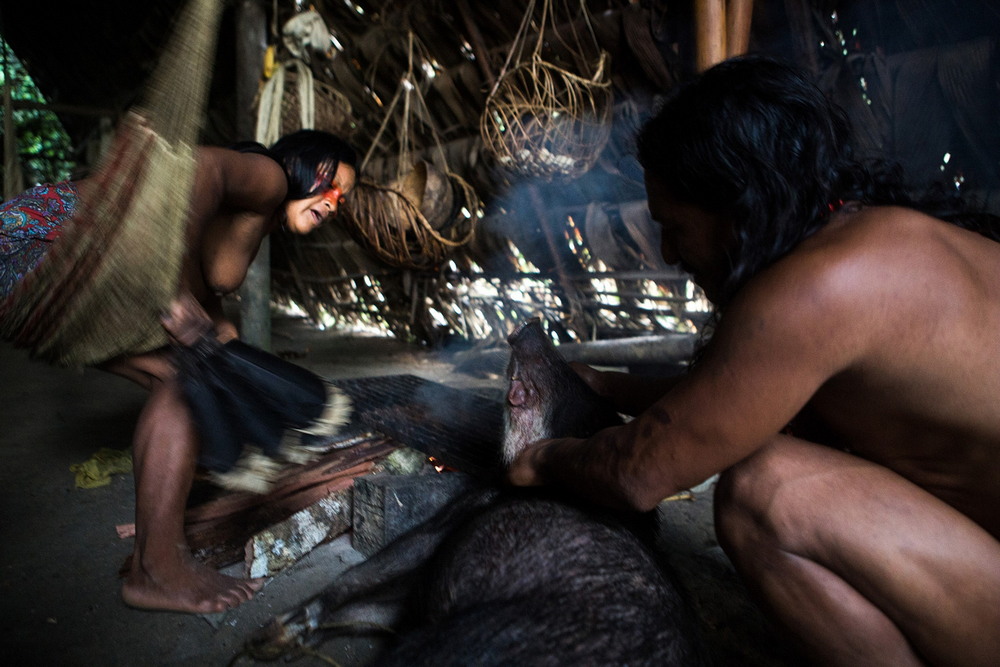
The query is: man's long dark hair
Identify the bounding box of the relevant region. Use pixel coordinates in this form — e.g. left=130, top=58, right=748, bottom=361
left=637, top=55, right=998, bottom=307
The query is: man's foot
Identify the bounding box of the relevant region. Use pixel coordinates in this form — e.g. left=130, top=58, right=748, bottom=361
left=122, top=552, right=263, bottom=614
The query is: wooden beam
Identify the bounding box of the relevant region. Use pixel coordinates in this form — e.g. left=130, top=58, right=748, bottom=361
left=726, top=0, right=754, bottom=58
left=695, top=0, right=727, bottom=72
left=8, top=100, right=118, bottom=117
left=528, top=184, right=588, bottom=340
left=455, top=0, right=496, bottom=89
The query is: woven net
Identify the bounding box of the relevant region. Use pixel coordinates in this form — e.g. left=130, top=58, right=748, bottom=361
left=0, top=0, right=222, bottom=366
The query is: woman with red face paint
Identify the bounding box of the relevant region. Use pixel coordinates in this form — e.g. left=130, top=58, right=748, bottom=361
left=2, top=128, right=357, bottom=614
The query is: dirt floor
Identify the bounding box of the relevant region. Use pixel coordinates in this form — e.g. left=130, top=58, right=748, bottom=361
left=0, top=313, right=801, bottom=666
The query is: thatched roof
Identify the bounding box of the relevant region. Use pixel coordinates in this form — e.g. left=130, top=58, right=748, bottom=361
left=3, top=0, right=999, bottom=346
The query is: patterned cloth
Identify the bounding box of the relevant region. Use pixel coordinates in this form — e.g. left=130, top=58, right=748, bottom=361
left=0, top=182, right=78, bottom=301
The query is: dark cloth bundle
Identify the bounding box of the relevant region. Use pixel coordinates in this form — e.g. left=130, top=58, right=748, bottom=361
left=176, top=336, right=351, bottom=490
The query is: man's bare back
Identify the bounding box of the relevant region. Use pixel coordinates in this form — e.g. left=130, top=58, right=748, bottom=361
left=791, top=205, right=1000, bottom=537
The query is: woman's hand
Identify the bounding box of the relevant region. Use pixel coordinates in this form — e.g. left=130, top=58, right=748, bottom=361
left=160, top=292, right=215, bottom=347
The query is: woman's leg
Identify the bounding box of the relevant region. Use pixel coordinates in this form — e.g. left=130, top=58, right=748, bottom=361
left=714, top=435, right=1000, bottom=667
left=102, top=354, right=261, bottom=613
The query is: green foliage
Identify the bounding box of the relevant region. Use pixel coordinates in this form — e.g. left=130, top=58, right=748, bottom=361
left=1, top=36, right=75, bottom=189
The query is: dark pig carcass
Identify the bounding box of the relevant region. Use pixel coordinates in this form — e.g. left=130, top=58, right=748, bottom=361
left=246, top=318, right=704, bottom=666
left=502, top=318, right=624, bottom=465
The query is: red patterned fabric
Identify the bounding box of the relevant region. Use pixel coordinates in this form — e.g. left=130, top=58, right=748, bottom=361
left=0, top=182, right=79, bottom=300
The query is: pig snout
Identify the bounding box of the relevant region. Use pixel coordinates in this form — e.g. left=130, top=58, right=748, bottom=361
left=502, top=318, right=623, bottom=465
left=506, top=365, right=531, bottom=408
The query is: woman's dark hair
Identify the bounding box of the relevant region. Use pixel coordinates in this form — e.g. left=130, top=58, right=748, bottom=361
left=234, top=130, right=358, bottom=201
left=637, top=55, right=909, bottom=305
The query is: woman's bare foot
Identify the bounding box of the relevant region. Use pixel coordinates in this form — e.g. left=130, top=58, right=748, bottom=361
left=122, top=547, right=263, bottom=614
left=119, top=359, right=263, bottom=615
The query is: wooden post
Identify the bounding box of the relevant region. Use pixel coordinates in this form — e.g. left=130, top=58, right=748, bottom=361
left=527, top=185, right=588, bottom=341
left=783, top=0, right=819, bottom=74
left=236, top=0, right=272, bottom=350
left=695, top=0, right=727, bottom=72
left=726, top=0, right=754, bottom=58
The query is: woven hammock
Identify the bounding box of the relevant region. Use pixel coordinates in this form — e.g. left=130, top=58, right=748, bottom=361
left=480, top=0, right=612, bottom=180
left=0, top=0, right=222, bottom=367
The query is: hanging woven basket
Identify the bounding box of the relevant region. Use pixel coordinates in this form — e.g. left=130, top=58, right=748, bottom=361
left=480, top=0, right=613, bottom=180
left=278, top=70, right=354, bottom=138
left=341, top=32, right=482, bottom=270
left=482, top=53, right=612, bottom=180
left=343, top=163, right=479, bottom=271
left=255, top=60, right=354, bottom=145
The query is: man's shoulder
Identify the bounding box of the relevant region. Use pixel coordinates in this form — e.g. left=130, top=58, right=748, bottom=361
left=762, top=206, right=956, bottom=287
left=734, top=205, right=1000, bottom=337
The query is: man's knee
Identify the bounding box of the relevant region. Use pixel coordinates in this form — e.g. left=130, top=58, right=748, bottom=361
left=714, top=436, right=801, bottom=557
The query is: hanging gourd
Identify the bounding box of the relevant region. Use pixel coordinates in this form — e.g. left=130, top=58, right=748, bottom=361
left=343, top=32, right=481, bottom=270
left=480, top=0, right=613, bottom=180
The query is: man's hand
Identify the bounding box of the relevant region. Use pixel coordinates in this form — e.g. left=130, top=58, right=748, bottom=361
left=506, top=440, right=551, bottom=487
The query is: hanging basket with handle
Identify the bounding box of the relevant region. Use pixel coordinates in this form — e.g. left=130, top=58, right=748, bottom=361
left=255, top=59, right=354, bottom=146
left=480, top=0, right=613, bottom=180
left=342, top=33, right=481, bottom=270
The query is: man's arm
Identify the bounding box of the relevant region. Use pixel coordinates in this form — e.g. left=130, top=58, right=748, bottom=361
left=571, top=361, right=685, bottom=416
left=509, top=248, right=871, bottom=511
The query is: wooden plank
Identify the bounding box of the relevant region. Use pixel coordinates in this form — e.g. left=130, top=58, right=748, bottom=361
left=244, top=489, right=355, bottom=578
left=352, top=471, right=477, bottom=556
left=184, top=438, right=399, bottom=569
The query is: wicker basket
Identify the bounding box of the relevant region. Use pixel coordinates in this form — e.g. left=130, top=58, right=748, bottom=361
left=481, top=52, right=612, bottom=180
left=278, top=70, right=354, bottom=138
left=255, top=62, right=355, bottom=142
left=342, top=165, right=479, bottom=270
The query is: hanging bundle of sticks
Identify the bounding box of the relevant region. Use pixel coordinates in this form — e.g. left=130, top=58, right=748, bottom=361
left=0, top=0, right=223, bottom=367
